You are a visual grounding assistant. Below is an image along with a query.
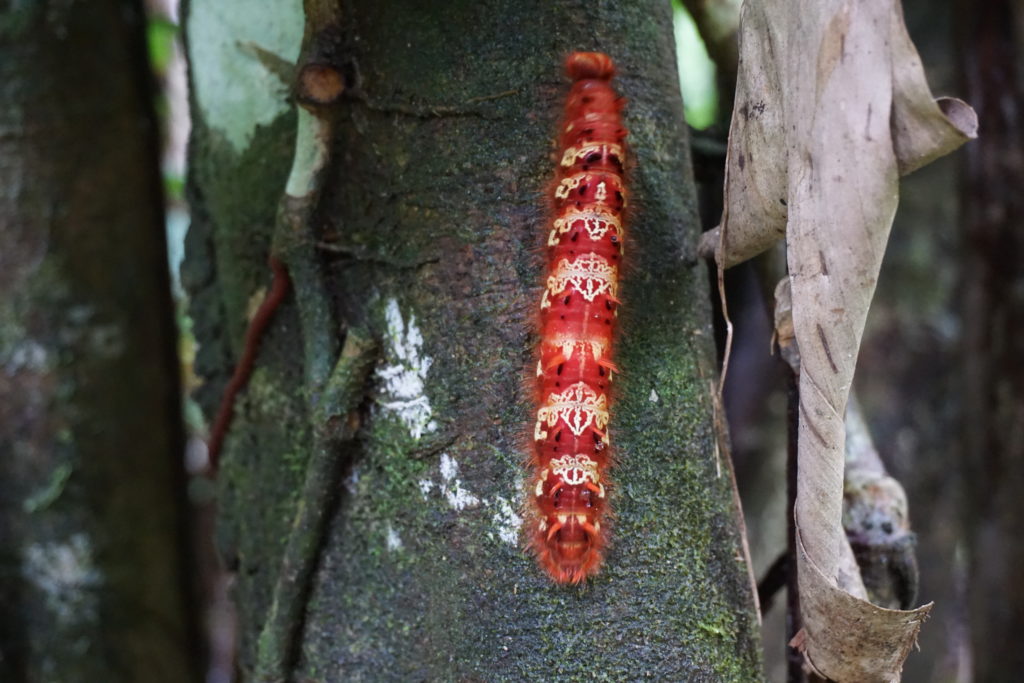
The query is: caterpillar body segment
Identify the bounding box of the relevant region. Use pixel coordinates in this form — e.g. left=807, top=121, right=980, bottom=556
left=531, top=52, right=627, bottom=584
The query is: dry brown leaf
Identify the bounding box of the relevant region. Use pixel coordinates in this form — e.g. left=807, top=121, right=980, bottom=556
left=703, top=0, right=977, bottom=269
left=713, top=0, right=976, bottom=680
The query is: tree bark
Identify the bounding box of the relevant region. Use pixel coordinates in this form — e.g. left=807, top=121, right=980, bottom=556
left=185, top=0, right=762, bottom=679
left=958, top=0, right=1024, bottom=679
left=0, top=2, right=200, bottom=681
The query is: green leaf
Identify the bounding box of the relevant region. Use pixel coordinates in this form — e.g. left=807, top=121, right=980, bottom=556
left=147, top=17, right=179, bottom=74
left=674, top=4, right=719, bottom=129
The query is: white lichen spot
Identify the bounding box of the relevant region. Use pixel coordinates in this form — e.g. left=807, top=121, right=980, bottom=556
left=3, top=340, right=48, bottom=376
left=445, top=480, right=481, bottom=511
left=376, top=299, right=437, bottom=439
left=438, top=453, right=480, bottom=511
left=417, top=478, right=434, bottom=500
left=344, top=467, right=360, bottom=495
left=490, top=496, right=523, bottom=545
left=22, top=534, right=102, bottom=624
left=186, top=0, right=303, bottom=153
left=439, top=453, right=458, bottom=483
left=386, top=524, right=403, bottom=552
left=51, top=306, right=125, bottom=360
left=649, top=388, right=660, bottom=403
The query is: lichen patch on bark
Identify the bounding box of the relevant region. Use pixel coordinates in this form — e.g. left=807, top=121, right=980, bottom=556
left=186, top=0, right=302, bottom=154
left=376, top=299, right=438, bottom=440
left=489, top=495, right=524, bottom=546
left=21, top=534, right=102, bottom=625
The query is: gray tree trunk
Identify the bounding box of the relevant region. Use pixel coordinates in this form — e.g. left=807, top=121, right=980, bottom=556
left=184, top=0, right=762, bottom=679
left=0, top=2, right=200, bottom=681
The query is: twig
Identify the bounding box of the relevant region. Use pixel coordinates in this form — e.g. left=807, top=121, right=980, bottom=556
left=709, top=380, right=761, bottom=622
left=237, top=41, right=297, bottom=88
left=273, top=192, right=339, bottom=389
left=785, top=364, right=807, bottom=683
left=253, top=329, right=378, bottom=683
left=205, top=137, right=338, bottom=472
left=207, top=256, right=291, bottom=473
left=715, top=237, right=734, bottom=397
left=246, top=7, right=361, bottom=680
left=843, top=396, right=919, bottom=610
left=757, top=551, right=787, bottom=613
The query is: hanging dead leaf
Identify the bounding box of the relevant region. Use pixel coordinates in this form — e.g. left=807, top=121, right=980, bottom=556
left=712, top=0, right=975, bottom=679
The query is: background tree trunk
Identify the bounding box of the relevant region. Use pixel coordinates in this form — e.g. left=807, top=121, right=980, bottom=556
left=0, top=2, right=200, bottom=681
left=185, top=0, right=762, bottom=679
left=957, top=0, right=1024, bottom=678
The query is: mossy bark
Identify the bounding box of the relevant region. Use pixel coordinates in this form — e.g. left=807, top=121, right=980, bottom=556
left=185, top=0, right=762, bottom=679
left=0, top=2, right=200, bottom=681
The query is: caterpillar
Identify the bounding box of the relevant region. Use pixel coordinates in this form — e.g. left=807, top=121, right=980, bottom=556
left=531, top=52, right=627, bottom=583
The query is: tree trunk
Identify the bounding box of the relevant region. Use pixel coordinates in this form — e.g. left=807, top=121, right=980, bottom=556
left=958, top=0, right=1024, bottom=678
left=185, top=0, right=762, bottom=679
left=0, top=2, right=200, bottom=681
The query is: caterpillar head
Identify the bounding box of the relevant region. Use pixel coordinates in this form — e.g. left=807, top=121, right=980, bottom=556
left=565, top=51, right=616, bottom=81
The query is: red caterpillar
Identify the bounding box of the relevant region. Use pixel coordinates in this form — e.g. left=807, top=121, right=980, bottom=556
left=530, top=52, right=627, bottom=583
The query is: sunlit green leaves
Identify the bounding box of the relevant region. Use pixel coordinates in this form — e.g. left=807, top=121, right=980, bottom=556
left=147, top=17, right=178, bottom=75
left=673, top=2, right=719, bottom=129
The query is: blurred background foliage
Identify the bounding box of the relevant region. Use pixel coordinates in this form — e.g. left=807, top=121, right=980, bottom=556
left=674, top=1, right=719, bottom=129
